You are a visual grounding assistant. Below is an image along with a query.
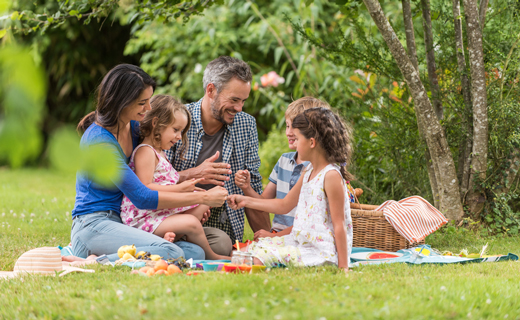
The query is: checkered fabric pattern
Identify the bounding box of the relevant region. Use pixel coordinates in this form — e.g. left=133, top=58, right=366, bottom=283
left=165, top=98, right=263, bottom=242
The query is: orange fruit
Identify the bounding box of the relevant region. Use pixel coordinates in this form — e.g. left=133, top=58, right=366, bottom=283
left=139, top=266, right=152, bottom=273
left=167, top=264, right=182, bottom=274
left=154, top=259, right=168, bottom=271
left=155, top=269, right=168, bottom=276
left=146, top=268, right=155, bottom=276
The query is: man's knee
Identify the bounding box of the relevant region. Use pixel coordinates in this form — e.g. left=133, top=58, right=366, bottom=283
left=204, top=227, right=233, bottom=256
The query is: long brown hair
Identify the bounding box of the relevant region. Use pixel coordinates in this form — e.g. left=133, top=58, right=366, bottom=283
left=140, top=95, right=191, bottom=158
left=292, top=107, right=354, bottom=182
left=77, top=64, right=156, bottom=135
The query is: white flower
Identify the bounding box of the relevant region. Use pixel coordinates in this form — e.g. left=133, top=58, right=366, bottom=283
left=194, top=63, right=203, bottom=74
left=52, top=197, right=57, bottom=203
left=46, top=212, right=49, bottom=215
left=345, top=286, right=350, bottom=290
left=252, top=293, right=257, bottom=298
left=224, top=300, right=230, bottom=306
left=319, top=318, right=327, bottom=320
left=461, top=295, right=465, bottom=300
left=30, top=219, right=33, bottom=223
left=204, top=303, right=209, bottom=308
left=440, top=286, right=446, bottom=291
left=21, top=214, right=25, bottom=218
left=1, top=212, right=4, bottom=217
left=41, top=198, right=45, bottom=203
left=274, top=315, right=282, bottom=320
left=166, top=288, right=171, bottom=294
left=116, top=290, right=123, bottom=297
left=263, top=279, right=268, bottom=285
left=486, top=299, right=491, bottom=304
left=54, top=219, right=58, bottom=222
left=30, top=213, right=35, bottom=217
left=13, top=213, right=17, bottom=217
left=239, top=308, right=246, bottom=313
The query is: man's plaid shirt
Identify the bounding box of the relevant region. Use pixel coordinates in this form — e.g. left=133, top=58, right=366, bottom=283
left=165, top=98, right=263, bottom=241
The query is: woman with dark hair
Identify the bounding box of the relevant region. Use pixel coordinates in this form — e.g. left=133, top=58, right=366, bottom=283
left=70, top=64, right=228, bottom=262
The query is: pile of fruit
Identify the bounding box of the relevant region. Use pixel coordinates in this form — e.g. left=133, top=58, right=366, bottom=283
left=131, top=259, right=183, bottom=276
left=117, top=245, right=162, bottom=261
left=117, top=245, right=195, bottom=276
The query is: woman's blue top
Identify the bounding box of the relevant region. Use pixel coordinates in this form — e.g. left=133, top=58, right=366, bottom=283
left=71, top=121, right=159, bottom=218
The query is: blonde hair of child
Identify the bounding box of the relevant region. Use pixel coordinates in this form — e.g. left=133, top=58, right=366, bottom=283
left=285, top=96, right=331, bottom=122
left=140, top=94, right=191, bottom=159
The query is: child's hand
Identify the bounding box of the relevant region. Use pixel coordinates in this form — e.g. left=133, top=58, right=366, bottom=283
left=227, top=194, right=247, bottom=210
left=176, top=178, right=206, bottom=192
left=254, top=229, right=274, bottom=241
left=234, top=170, right=251, bottom=190
left=201, top=208, right=211, bottom=224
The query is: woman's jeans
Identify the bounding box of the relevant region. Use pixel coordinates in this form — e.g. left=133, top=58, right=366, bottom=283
left=71, top=211, right=205, bottom=262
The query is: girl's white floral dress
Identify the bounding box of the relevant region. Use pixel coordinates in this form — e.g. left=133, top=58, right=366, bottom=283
left=120, top=144, right=198, bottom=233
left=248, top=163, right=353, bottom=267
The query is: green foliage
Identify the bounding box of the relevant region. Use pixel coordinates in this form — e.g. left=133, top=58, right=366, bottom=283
left=124, top=0, right=354, bottom=140
left=2, top=0, right=219, bottom=35
left=48, top=127, right=121, bottom=186
left=0, top=45, right=46, bottom=168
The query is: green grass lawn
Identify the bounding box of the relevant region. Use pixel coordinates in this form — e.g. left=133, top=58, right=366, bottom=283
left=1, top=168, right=520, bottom=319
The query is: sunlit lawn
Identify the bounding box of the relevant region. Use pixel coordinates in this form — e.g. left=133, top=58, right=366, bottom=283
left=1, top=168, right=520, bottom=319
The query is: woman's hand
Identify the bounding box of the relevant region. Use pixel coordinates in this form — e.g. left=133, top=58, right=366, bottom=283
left=234, top=170, right=251, bottom=190
left=227, top=194, right=248, bottom=210
left=203, top=186, right=228, bottom=207
left=175, top=178, right=206, bottom=192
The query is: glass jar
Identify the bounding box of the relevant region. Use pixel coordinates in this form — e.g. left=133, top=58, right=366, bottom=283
left=231, top=251, right=245, bottom=265
left=242, top=252, right=253, bottom=267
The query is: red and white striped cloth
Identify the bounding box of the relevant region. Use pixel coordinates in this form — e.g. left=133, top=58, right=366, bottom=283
left=376, top=196, right=448, bottom=243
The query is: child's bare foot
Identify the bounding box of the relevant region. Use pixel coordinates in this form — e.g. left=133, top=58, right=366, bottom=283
left=163, top=232, right=176, bottom=242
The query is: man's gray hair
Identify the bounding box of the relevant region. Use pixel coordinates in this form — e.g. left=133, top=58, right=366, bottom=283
left=203, top=56, right=252, bottom=93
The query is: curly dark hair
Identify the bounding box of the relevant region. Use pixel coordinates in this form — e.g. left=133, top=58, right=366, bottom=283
left=139, top=95, right=191, bottom=159
left=292, top=107, right=354, bottom=182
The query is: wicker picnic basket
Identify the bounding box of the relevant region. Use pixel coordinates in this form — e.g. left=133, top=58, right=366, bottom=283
left=351, top=203, right=425, bottom=252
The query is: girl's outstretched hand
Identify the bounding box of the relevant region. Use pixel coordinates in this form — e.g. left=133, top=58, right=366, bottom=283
left=227, top=194, right=247, bottom=210
left=204, top=186, right=228, bottom=207
left=234, top=170, right=251, bottom=190
left=176, top=178, right=206, bottom=192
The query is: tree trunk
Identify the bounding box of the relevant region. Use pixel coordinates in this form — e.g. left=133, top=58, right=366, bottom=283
left=402, top=0, right=419, bottom=71
left=402, top=0, right=441, bottom=208
left=453, top=0, right=473, bottom=198
left=462, top=0, right=488, bottom=215
left=363, top=0, right=464, bottom=220
left=421, top=0, right=444, bottom=120
left=479, top=0, right=489, bottom=31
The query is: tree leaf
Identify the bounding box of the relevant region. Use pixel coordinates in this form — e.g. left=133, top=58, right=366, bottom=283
left=274, top=46, right=284, bottom=65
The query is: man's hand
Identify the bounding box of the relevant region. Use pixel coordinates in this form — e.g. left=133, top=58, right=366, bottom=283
left=254, top=229, right=275, bottom=241
left=194, top=151, right=232, bottom=186
left=235, top=170, right=251, bottom=190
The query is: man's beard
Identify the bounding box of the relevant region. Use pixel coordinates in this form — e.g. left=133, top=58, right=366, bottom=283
left=210, top=94, right=233, bottom=125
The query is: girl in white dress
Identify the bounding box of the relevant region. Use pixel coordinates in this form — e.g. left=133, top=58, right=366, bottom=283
left=228, top=107, right=354, bottom=272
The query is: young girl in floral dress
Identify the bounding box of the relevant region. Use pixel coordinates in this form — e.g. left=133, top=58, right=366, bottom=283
left=228, top=107, right=353, bottom=272
left=121, top=95, right=230, bottom=260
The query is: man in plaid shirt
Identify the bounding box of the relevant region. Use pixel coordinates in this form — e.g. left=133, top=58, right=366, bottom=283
left=165, top=56, right=270, bottom=255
